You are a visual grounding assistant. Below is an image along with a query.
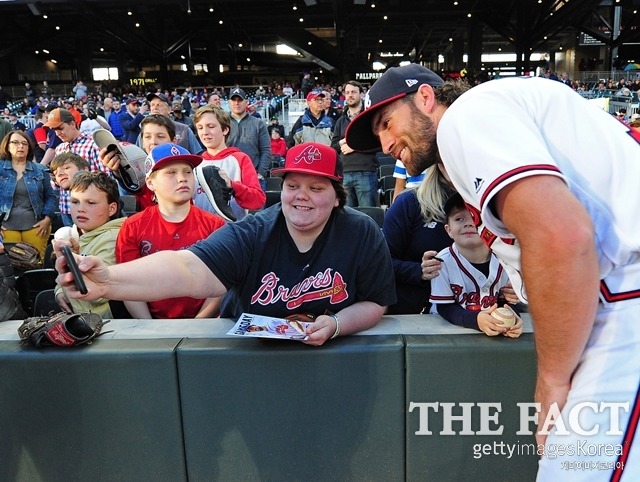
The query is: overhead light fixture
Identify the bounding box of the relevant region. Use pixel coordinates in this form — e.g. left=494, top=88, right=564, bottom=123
left=303, top=0, right=317, bottom=6
left=354, top=0, right=366, bottom=4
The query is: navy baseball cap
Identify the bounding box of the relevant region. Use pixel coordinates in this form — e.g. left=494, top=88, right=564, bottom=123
left=443, top=192, right=465, bottom=220
left=144, top=143, right=202, bottom=177
left=146, top=92, right=170, bottom=104
left=271, top=142, right=341, bottom=181
left=345, top=64, right=444, bottom=151
left=229, top=88, right=247, bottom=100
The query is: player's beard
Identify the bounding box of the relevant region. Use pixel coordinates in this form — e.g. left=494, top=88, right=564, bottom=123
left=403, top=102, right=439, bottom=176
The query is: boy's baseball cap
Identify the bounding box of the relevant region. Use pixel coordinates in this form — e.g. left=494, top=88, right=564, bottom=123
left=93, top=129, right=147, bottom=191
left=271, top=142, right=341, bottom=181
left=443, top=192, right=465, bottom=220
left=44, top=108, right=75, bottom=128
left=345, top=64, right=444, bottom=151
left=144, top=143, right=202, bottom=177
left=306, top=90, right=325, bottom=102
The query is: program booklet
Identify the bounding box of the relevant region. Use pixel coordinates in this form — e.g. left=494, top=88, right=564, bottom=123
left=227, top=312, right=310, bottom=340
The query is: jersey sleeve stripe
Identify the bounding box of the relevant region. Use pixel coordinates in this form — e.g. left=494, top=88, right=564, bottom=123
left=479, top=164, right=562, bottom=209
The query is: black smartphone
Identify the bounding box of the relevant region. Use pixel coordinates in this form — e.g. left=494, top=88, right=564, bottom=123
left=61, top=245, right=88, bottom=295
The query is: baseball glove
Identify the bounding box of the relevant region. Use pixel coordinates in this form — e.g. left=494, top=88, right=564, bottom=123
left=7, top=242, right=42, bottom=271
left=18, top=312, right=107, bottom=347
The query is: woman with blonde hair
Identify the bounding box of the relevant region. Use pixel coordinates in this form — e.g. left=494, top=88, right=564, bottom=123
left=382, top=164, right=453, bottom=314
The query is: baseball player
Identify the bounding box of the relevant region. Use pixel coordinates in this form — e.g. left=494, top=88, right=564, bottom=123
left=346, top=64, right=640, bottom=481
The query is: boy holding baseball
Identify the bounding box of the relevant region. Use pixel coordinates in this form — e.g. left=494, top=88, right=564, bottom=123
left=54, top=172, right=125, bottom=317
left=429, top=193, right=523, bottom=337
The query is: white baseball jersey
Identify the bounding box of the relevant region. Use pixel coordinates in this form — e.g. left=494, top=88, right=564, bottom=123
left=430, top=244, right=509, bottom=311
left=438, top=76, right=640, bottom=307
left=437, top=76, right=640, bottom=481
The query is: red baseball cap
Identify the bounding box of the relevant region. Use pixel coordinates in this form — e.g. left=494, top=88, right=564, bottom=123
left=271, top=142, right=341, bottom=181
left=306, top=89, right=325, bottom=102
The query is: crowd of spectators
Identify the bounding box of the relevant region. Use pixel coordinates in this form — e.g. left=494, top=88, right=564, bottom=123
left=1, top=67, right=638, bottom=325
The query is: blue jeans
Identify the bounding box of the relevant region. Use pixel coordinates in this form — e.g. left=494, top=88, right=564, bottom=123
left=343, top=171, right=378, bottom=207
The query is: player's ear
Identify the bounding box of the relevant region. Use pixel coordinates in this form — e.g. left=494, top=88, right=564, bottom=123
left=415, top=84, right=438, bottom=113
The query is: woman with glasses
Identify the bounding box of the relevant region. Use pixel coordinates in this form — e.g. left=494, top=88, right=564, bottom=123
left=0, top=130, right=57, bottom=262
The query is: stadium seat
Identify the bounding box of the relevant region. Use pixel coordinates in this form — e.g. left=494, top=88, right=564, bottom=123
left=353, top=206, right=385, bottom=229
left=378, top=164, right=395, bottom=179
left=376, top=153, right=396, bottom=167
left=379, top=175, right=396, bottom=205
left=265, top=177, right=283, bottom=191
left=15, top=269, right=58, bottom=316
left=43, top=243, right=55, bottom=269
left=265, top=191, right=281, bottom=208
left=33, top=289, right=58, bottom=316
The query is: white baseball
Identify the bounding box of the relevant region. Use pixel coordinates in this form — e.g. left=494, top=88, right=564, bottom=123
left=54, top=226, right=79, bottom=241
left=491, top=307, right=516, bottom=327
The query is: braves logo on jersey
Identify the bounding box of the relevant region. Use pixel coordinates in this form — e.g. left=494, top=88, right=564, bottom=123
left=251, top=268, right=349, bottom=310
left=450, top=284, right=499, bottom=310
left=293, top=144, right=322, bottom=165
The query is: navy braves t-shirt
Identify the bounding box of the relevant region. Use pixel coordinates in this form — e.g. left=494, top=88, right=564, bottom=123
left=190, top=205, right=396, bottom=319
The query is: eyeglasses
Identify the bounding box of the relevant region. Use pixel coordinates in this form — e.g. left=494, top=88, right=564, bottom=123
left=9, top=140, right=29, bottom=147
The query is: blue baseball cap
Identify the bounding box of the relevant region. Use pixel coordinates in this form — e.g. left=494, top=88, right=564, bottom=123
left=144, top=143, right=202, bottom=177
